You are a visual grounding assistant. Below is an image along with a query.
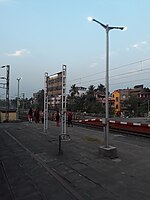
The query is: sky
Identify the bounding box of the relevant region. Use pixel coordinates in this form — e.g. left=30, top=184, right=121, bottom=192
left=0, top=0, right=150, bottom=99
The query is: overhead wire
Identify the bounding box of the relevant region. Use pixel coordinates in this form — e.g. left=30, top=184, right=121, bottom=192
left=67, top=57, right=150, bottom=90
left=67, top=57, right=150, bottom=83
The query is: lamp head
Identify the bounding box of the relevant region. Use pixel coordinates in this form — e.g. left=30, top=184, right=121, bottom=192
left=88, top=17, right=93, bottom=22
left=17, top=77, right=22, bottom=81
left=123, top=26, right=127, bottom=31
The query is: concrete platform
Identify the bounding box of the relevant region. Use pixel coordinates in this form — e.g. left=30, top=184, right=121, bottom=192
left=0, top=121, right=150, bottom=200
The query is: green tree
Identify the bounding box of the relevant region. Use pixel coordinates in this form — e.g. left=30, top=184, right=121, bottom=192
left=123, top=95, right=149, bottom=117
left=84, top=85, right=96, bottom=113
left=69, top=84, right=79, bottom=97
left=86, top=85, right=95, bottom=96
left=97, top=83, right=105, bottom=92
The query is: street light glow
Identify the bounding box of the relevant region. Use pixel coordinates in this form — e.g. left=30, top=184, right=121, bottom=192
left=123, top=26, right=127, bottom=31
left=88, top=16, right=93, bottom=22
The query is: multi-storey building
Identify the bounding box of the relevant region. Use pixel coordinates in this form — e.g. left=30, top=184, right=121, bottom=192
left=130, top=85, right=150, bottom=98
left=94, top=90, right=105, bottom=104
left=111, top=89, right=130, bottom=115
left=47, top=72, right=63, bottom=109
left=111, top=85, right=150, bottom=115
left=75, top=86, right=87, bottom=97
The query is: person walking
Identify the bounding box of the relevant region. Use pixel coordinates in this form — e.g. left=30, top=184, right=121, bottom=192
left=67, top=109, right=73, bottom=127
left=34, top=108, right=40, bottom=123
left=40, top=109, right=44, bottom=124
left=28, top=108, right=33, bottom=123
left=55, top=111, right=60, bottom=127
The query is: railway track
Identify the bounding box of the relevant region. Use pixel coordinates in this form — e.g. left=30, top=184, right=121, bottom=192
left=73, top=118, right=150, bottom=137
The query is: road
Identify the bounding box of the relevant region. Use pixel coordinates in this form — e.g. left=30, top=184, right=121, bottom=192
left=0, top=121, right=150, bottom=200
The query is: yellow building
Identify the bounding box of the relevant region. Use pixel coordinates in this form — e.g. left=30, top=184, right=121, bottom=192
left=111, top=90, right=121, bottom=115
left=111, top=89, right=130, bottom=115
left=0, top=109, right=16, bottom=122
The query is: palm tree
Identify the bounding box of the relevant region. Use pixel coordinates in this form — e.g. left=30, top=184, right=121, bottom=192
left=97, top=84, right=105, bottom=93
left=86, top=85, right=95, bottom=96
left=69, top=84, right=79, bottom=97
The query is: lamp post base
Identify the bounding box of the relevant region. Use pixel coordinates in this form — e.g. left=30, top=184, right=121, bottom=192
left=98, top=145, right=118, bottom=159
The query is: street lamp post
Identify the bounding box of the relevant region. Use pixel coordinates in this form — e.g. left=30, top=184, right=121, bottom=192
left=148, top=99, right=150, bottom=120
left=88, top=17, right=126, bottom=156
left=0, top=65, right=10, bottom=121
left=17, top=77, right=22, bottom=119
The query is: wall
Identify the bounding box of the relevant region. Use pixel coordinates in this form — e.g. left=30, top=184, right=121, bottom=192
left=0, top=111, right=16, bottom=122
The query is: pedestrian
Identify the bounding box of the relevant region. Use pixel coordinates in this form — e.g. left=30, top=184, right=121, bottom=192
left=55, top=111, right=60, bottom=126
left=67, top=109, right=73, bottom=127
left=28, top=108, right=33, bottom=123
left=34, top=108, right=40, bottom=123
left=40, top=109, right=44, bottom=124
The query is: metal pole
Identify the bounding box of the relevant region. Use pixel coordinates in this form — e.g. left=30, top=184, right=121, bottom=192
left=44, top=72, right=48, bottom=132
left=61, top=67, right=64, bottom=135
left=5, top=65, right=10, bottom=122
left=22, top=93, right=25, bottom=112
left=105, top=26, right=109, bottom=148
left=61, top=65, right=67, bottom=138
left=17, top=80, right=19, bottom=119
left=63, top=65, right=67, bottom=135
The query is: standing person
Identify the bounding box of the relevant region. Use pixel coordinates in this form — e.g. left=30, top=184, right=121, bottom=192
left=28, top=108, right=33, bottom=123
left=34, top=108, right=40, bottom=123
left=67, top=109, right=73, bottom=127
left=40, top=109, right=44, bottom=124
left=55, top=111, right=60, bottom=127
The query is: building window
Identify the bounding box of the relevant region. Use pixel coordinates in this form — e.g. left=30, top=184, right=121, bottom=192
left=116, top=104, right=118, bottom=109
left=116, top=97, right=118, bottom=102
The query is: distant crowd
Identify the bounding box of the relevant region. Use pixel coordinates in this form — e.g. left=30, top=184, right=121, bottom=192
left=28, top=108, right=44, bottom=123
left=28, top=108, right=73, bottom=127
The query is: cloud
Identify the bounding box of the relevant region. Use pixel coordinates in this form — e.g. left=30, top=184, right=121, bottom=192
left=132, top=41, right=148, bottom=49
left=7, top=49, right=30, bottom=57
left=141, top=41, right=148, bottom=45
left=89, top=62, right=98, bottom=68
left=132, top=43, right=140, bottom=49
left=126, top=40, right=149, bottom=51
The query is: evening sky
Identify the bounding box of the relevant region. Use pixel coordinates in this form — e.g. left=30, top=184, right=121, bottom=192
left=0, top=0, right=150, bottom=98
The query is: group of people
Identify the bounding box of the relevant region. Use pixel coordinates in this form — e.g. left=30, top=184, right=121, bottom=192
left=55, top=109, right=73, bottom=127
left=28, top=108, right=73, bottom=127
left=46, top=110, right=73, bottom=127
left=28, top=108, right=44, bottom=123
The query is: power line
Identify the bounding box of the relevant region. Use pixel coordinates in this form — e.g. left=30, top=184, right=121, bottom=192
left=66, top=67, right=150, bottom=89
left=67, top=57, right=150, bottom=84
left=111, top=76, right=150, bottom=87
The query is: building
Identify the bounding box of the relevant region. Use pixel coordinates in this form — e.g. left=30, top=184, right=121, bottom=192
left=75, top=86, right=87, bottom=97
left=47, top=72, right=62, bottom=97
left=0, top=109, right=16, bottom=122
left=94, top=90, right=105, bottom=103
left=47, top=71, right=65, bottom=109
left=130, top=85, right=150, bottom=98
left=111, top=89, right=130, bottom=115
left=111, top=85, right=150, bottom=115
